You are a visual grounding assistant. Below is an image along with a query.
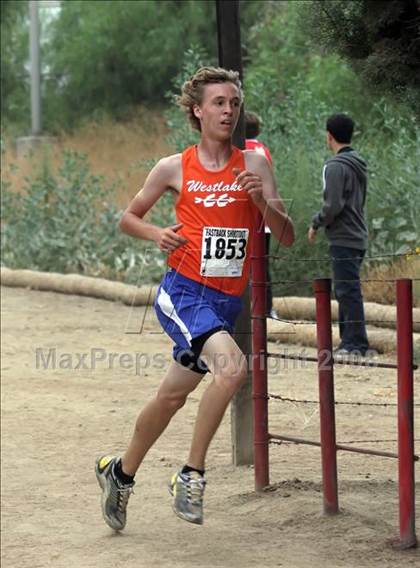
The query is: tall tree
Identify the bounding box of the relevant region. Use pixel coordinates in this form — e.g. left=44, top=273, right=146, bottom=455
left=1, top=0, right=29, bottom=126
left=43, top=0, right=264, bottom=129
left=305, top=0, right=420, bottom=106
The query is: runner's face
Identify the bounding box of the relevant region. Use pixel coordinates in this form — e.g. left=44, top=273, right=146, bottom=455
left=194, top=82, right=242, bottom=140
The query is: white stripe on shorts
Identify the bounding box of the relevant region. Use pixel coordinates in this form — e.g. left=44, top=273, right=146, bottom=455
left=156, top=287, right=192, bottom=345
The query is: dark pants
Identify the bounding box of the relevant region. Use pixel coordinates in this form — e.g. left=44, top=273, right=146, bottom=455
left=330, top=245, right=369, bottom=354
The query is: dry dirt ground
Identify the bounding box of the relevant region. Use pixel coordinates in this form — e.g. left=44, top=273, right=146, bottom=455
left=1, top=286, right=419, bottom=568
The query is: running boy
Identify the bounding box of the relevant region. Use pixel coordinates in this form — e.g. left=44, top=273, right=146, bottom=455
left=96, top=67, right=294, bottom=528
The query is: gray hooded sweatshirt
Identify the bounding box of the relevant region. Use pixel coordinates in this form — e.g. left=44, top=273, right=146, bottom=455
left=312, top=147, right=368, bottom=250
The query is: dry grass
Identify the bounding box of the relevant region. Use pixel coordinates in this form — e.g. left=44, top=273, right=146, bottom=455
left=363, top=255, right=420, bottom=306
left=1, top=107, right=172, bottom=208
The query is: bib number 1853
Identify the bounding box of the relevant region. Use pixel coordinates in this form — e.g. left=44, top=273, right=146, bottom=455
left=200, top=227, right=249, bottom=277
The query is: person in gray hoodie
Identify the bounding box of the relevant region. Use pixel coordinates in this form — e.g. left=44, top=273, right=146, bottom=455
left=308, top=113, right=369, bottom=355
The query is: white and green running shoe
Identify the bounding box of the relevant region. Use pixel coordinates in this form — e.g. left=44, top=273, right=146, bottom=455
left=169, top=470, right=206, bottom=525
left=95, top=455, right=134, bottom=531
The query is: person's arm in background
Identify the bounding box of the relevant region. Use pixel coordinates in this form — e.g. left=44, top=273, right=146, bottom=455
left=308, top=162, right=346, bottom=243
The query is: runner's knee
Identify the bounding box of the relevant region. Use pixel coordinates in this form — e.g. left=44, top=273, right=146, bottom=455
left=156, top=389, right=187, bottom=413
left=214, top=357, right=248, bottom=393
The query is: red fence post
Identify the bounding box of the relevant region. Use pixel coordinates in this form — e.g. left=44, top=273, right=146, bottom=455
left=252, top=213, right=269, bottom=491
left=313, top=278, right=339, bottom=514
left=395, top=279, right=417, bottom=548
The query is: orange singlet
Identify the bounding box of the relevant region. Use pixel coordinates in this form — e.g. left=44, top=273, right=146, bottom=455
left=168, top=145, right=257, bottom=297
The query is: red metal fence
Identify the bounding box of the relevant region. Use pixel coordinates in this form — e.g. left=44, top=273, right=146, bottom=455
left=251, top=226, right=417, bottom=549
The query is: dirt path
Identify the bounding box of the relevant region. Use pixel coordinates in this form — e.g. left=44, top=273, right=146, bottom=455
left=1, top=286, right=419, bottom=568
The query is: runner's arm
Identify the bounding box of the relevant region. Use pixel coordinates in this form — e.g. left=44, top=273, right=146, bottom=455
left=119, top=155, right=187, bottom=252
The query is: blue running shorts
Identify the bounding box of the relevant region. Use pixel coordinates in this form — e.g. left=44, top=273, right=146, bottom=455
left=154, top=270, right=242, bottom=374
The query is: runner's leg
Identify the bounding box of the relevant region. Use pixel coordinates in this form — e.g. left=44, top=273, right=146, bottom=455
left=186, top=330, right=247, bottom=470
left=121, top=361, right=204, bottom=476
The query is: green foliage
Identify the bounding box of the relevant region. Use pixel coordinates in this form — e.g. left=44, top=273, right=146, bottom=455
left=303, top=0, right=420, bottom=111
left=44, top=1, right=216, bottom=128
left=42, top=0, right=261, bottom=130
left=0, top=149, right=167, bottom=283
left=363, top=102, right=420, bottom=255
left=2, top=1, right=418, bottom=294
left=241, top=2, right=420, bottom=294
left=163, top=45, right=209, bottom=152
left=0, top=0, right=29, bottom=128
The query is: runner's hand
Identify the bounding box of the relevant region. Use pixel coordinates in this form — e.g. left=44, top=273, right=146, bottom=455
left=157, top=223, right=188, bottom=253
left=233, top=168, right=264, bottom=204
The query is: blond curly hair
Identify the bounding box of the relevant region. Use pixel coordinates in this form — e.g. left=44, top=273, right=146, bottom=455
left=177, top=66, right=243, bottom=131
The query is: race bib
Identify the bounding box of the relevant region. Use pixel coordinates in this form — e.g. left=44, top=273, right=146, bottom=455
left=200, top=227, right=249, bottom=277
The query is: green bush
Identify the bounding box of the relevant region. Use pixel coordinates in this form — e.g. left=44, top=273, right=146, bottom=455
left=0, top=149, right=168, bottom=284
left=360, top=103, right=420, bottom=256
